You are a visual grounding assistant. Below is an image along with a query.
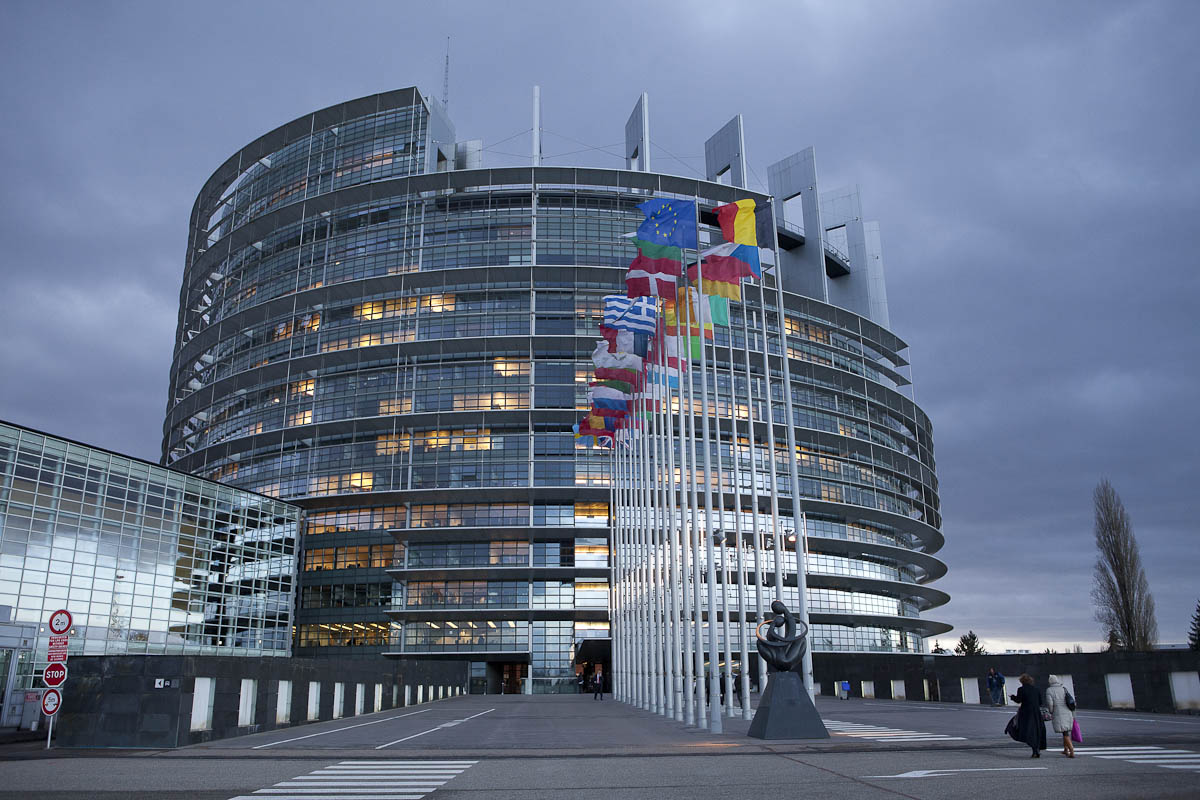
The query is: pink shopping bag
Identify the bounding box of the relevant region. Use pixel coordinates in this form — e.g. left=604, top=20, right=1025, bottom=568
left=1070, top=718, right=1082, bottom=744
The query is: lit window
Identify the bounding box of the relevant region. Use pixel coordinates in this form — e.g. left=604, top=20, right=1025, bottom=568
left=288, top=410, right=312, bottom=427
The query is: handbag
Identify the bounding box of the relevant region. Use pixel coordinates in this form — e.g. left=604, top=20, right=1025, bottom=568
left=1064, top=689, right=1076, bottom=711
left=1005, top=714, right=1021, bottom=742
left=1040, top=706, right=1052, bottom=721
left=1070, top=718, right=1083, bottom=743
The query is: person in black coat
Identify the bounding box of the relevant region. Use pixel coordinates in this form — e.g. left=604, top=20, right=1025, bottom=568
left=1010, top=673, right=1048, bottom=757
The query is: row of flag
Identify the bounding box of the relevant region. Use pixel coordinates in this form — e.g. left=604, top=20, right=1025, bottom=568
left=572, top=196, right=772, bottom=446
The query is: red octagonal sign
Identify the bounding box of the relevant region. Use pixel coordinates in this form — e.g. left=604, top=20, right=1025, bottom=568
left=43, top=664, right=68, bottom=688
left=48, top=609, right=72, bottom=635
left=41, top=688, right=61, bottom=716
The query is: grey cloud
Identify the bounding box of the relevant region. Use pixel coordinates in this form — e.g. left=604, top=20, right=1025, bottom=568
left=1, top=0, right=1196, bottom=643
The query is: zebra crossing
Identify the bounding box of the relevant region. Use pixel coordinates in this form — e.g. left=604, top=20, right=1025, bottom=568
left=823, top=719, right=966, bottom=743
left=228, top=760, right=478, bottom=800
left=1075, top=746, right=1200, bottom=772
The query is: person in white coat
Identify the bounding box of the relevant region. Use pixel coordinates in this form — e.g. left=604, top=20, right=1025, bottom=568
left=1043, top=675, right=1075, bottom=757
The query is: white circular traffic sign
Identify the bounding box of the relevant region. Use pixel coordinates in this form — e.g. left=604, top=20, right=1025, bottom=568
left=41, top=688, right=62, bottom=716
left=48, top=609, right=72, bottom=635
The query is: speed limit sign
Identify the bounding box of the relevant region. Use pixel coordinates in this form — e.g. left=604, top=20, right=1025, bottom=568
left=48, top=609, right=72, bottom=635
left=41, top=689, right=62, bottom=716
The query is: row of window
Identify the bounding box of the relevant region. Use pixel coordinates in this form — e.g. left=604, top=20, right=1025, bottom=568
left=300, top=582, right=396, bottom=609
left=403, top=580, right=609, bottom=610
left=303, top=544, right=400, bottom=571
left=295, top=622, right=396, bottom=648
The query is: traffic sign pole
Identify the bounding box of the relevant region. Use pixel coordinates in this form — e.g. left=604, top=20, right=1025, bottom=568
left=44, top=610, right=71, bottom=749
left=40, top=689, right=62, bottom=750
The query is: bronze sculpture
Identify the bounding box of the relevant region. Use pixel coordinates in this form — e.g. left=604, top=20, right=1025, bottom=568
left=756, top=600, right=808, bottom=672
left=747, top=600, right=829, bottom=739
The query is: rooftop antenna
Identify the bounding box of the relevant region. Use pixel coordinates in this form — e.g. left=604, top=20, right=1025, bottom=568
left=532, top=86, right=542, bottom=166
left=442, top=37, right=450, bottom=107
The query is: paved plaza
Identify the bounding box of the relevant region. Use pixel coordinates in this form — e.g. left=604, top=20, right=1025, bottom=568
left=3, top=695, right=1199, bottom=799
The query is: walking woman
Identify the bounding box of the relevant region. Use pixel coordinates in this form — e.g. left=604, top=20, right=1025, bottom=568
left=1044, top=675, right=1075, bottom=757
left=1010, top=673, right=1048, bottom=757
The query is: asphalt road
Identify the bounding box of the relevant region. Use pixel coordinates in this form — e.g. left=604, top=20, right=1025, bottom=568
left=3, top=695, right=1197, bottom=799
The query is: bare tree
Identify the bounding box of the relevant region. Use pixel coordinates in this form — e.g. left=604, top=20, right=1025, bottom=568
left=1091, top=479, right=1158, bottom=650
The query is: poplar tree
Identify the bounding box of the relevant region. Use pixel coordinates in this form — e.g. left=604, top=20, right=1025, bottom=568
left=1189, top=599, right=1200, bottom=651
left=1091, top=479, right=1158, bottom=651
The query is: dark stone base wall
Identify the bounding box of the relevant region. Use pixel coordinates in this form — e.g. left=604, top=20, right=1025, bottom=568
left=57, top=655, right=466, bottom=748
left=814, top=651, right=1200, bottom=714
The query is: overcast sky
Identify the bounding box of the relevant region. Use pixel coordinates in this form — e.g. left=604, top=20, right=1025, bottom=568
left=1, top=0, right=1196, bottom=651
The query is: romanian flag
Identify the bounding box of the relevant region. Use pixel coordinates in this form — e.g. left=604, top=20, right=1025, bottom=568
left=715, top=199, right=760, bottom=246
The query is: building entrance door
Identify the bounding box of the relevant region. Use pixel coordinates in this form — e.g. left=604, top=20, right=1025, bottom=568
left=486, top=662, right=528, bottom=694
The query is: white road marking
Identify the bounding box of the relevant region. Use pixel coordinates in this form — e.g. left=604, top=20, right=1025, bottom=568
left=824, top=719, right=965, bottom=742
left=337, top=762, right=478, bottom=766
left=231, top=796, right=427, bottom=800
left=273, top=786, right=451, bottom=791
left=1101, top=716, right=1200, bottom=725
left=375, top=708, right=495, bottom=750
left=228, top=760, right=477, bottom=800
left=1074, top=746, right=1176, bottom=751
left=251, top=709, right=433, bottom=749
left=864, top=768, right=1047, bottom=779
left=1075, top=745, right=1200, bottom=774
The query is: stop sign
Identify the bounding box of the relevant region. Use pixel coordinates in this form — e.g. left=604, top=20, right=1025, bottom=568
left=43, top=664, right=68, bottom=688
left=41, top=689, right=61, bottom=716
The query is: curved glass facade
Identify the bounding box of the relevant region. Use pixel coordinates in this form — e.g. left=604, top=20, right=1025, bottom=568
left=164, top=89, right=948, bottom=691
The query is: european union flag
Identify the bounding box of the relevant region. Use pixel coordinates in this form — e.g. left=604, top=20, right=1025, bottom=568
left=636, top=198, right=697, bottom=249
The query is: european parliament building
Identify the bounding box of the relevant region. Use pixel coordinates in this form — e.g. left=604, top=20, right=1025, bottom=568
left=163, top=87, right=949, bottom=694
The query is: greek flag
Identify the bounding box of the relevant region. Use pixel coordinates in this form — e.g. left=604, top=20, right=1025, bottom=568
left=603, top=295, right=657, bottom=334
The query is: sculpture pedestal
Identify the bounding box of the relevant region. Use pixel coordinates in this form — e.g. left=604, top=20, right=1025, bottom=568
left=747, top=671, right=829, bottom=740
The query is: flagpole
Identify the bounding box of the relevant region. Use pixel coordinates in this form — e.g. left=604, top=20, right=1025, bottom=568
left=692, top=199, right=723, bottom=735
left=710, top=335, right=734, bottom=717
left=612, top=429, right=622, bottom=703
left=617, top=428, right=628, bottom=704
left=626, top=424, right=637, bottom=707
left=614, top=441, right=624, bottom=705
left=729, top=303, right=752, bottom=720
left=682, top=286, right=708, bottom=729
left=740, top=305, right=765, bottom=714
left=753, top=278, right=786, bottom=702
left=646, top=369, right=664, bottom=716
left=658, top=306, right=685, bottom=722
left=653, top=314, right=678, bottom=719
left=636, top=410, right=650, bottom=711
left=673, top=292, right=696, bottom=727
left=769, top=217, right=815, bottom=698
left=633, top=422, right=643, bottom=710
